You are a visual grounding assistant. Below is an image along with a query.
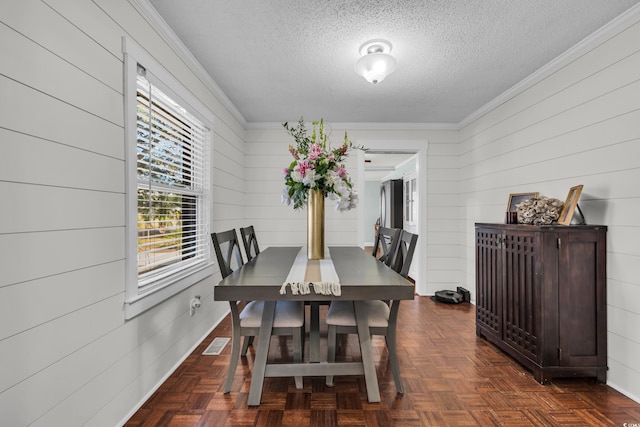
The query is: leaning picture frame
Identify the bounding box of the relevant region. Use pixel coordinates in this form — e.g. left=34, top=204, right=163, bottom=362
left=557, top=185, right=584, bottom=225
left=507, top=192, right=539, bottom=213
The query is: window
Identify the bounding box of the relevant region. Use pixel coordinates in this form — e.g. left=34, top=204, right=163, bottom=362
left=123, top=38, right=213, bottom=318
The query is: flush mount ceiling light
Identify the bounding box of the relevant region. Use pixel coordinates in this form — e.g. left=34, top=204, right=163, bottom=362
left=354, top=39, right=397, bottom=84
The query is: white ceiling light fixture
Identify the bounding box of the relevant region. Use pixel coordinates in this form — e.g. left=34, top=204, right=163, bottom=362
left=354, top=39, right=397, bottom=84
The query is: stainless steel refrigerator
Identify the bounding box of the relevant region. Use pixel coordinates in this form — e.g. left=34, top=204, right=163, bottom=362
left=380, top=179, right=403, bottom=229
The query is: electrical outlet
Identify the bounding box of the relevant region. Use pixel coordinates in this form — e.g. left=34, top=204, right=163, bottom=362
left=190, top=295, right=201, bottom=316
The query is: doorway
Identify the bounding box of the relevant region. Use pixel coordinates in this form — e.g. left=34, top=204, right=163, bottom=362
left=355, top=142, right=427, bottom=295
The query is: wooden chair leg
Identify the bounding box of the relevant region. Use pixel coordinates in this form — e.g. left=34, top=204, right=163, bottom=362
left=241, top=335, right=254, bottom=356
left=293, top=327, right=303, bottom=389
left=326, top=325, right=337, bottom=386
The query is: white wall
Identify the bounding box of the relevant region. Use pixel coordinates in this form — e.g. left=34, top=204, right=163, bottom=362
left=458, top=8, right=640, bottom=402
left=0, top=0, right=246, bottom=425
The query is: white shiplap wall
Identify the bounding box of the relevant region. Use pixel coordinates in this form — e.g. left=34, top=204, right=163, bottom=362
left=458, top=9, right=640, bottom=402
left=0, top=0, right=245, bottom=425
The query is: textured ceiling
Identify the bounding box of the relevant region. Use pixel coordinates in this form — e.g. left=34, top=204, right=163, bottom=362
left=147, top=0, right=639, bottom=124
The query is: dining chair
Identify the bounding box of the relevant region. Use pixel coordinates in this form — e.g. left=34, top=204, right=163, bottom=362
left=240, top=225, right=260, bottom=261
left=211, top=229, right=305, bottom=392
left=389, top=229, right=419, bottom=278
left=372, top=226, right=401, bottom=266
left=237, top=226, right=261, bottom=351
left=325, top=230, right=419, bottom=394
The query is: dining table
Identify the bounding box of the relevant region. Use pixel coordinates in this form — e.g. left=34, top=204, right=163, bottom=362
left=214, top=246, right=415, bottom=406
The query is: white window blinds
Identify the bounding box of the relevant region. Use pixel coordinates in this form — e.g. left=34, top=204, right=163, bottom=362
left=135, top=70, right=209, bottom=292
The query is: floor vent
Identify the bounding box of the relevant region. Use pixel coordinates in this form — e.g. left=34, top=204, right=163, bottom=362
left=202, top=337, right=230, bottom=355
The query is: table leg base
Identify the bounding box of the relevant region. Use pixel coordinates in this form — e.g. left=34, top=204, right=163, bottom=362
left=264, top=361, right=365, bottom=378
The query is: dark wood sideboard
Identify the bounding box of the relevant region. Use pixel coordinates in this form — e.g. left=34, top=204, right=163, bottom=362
left=475, top=223, right=607, bottom=384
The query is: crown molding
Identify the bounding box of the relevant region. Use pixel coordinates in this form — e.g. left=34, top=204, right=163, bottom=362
left=129, top=0, right=248, bottom=128
left=459, top=2, right=640, bottom=129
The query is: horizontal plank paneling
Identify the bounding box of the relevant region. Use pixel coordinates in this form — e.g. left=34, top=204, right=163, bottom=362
left=245, top=153, right=295, bottom=169
left=608, top=226, right=640, bottom=256
left=0, top=294, right=124, bottom=394
left=244, top=192, right=291, bottom=207
left=458, top=95, right=640, bottom=186
left=427, top=180, right=458, bottom=194
left=0, top=261, right=124, bottom=339
left=2, top=0, right=123, bottom=92
left=43, top=0, right=128, bottom=61
left=212, top=167, right=243, bottom=193
left=30, top=295, right=222, bottom=427
left=0, top=22, right=122, bottom=125
left=212, top=186, right=245, bottom=207
left=460, top=109, right=640, bottom=184
left=0, top=182, right=123, bottom=234
left=608, top=329, right=640, bottom=374
left=608, top=279, right=640, bottom=315
left=609, top=306, right=640, bottom=354
left=0, top=129, right=124, bottom=191
left=463, top=138, right=640, bottom=195
left=427, top=245, right=463, bottom=259
left=211, top=204, right=248, bottom=222
left=0, top=227, right=124, bottom=287
left=607, top=359, right=640, bottom=404
left=0, top=77, right=124, bottom=159
left=608, top=252, right=640, bottom=285
left=213, top=141, right=245, bottom=175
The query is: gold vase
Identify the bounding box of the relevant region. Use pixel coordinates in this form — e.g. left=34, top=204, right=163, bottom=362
left=307, top=189, right=325, bottom=259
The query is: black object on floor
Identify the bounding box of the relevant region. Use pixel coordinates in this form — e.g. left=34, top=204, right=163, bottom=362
left=432, top=287, right=471, bottom=304
left=433, top=290, right=464, bottom=304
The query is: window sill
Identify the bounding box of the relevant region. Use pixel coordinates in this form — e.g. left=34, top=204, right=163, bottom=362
left=124, top=262, right=214, bottom=319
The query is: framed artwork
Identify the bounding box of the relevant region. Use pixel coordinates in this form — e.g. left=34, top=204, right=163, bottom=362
left=507, top=192, right=539, bottom=212
left=557, top=185, right=584, bottom=225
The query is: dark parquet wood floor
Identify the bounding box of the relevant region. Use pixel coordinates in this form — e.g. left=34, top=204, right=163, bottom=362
left=125, top=297, right=640, bottom=426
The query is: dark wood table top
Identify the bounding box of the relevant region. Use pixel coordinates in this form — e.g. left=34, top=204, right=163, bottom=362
left=214, top=246, right=415, bottom=302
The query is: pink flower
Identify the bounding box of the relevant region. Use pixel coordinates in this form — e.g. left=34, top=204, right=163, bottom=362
left=295, top=160, right=312, bottom=177
left=308, top=144, right=323, bottom=161
left=336, top=167, right=347, bottom=178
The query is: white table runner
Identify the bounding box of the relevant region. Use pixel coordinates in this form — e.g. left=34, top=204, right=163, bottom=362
left=279, top=247, right=341, bottom=296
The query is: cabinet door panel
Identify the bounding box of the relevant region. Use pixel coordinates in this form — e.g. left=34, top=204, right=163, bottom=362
left=503, top=232, right=539, bottom=362
left=475, top=229, right=501, bottom=339
left=558, top=232, right=604, bottom=367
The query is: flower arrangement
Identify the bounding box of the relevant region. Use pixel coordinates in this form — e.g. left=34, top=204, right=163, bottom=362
left=281, top=117, right=363, bottom=211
